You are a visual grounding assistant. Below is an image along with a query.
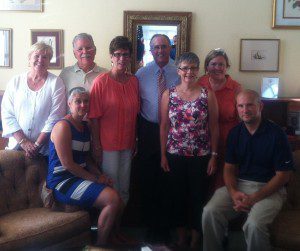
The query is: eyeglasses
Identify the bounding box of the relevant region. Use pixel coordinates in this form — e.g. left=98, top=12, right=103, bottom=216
left=178, top=66, right=199, bottom=72
left=151, top=45, right=169, bottom=51
left=214, top=48, right=224, bottom=51
left=208, top=62, right=226, bottom=68
left=75, top=46, right=95, bottom=53
left=112, top=52, right=131, bottom=58
left=214, top=48, right=226, bottom=54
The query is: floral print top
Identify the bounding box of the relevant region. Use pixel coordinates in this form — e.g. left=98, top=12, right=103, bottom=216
left=167, top=86, right=210, bottom=156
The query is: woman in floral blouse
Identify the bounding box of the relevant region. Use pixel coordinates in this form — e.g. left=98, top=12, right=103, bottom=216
left=160, top=52, right=219, bottom=249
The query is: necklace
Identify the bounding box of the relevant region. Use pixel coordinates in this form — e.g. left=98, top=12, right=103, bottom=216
left=31, top=78, right=44, bottom=86
left=176, top=85, right=200, bottom=101
left=27, top=72, right=47, bottom=90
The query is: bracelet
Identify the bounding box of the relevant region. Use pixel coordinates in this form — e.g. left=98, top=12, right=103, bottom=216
left=211, top=151, right=218, bottom=156
left=34, top=141, right=41, bottom=148
left=18, top=138, right=26, bottom=145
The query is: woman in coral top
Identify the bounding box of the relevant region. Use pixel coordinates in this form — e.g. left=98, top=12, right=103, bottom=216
left=89, top=36, right=139, bottom=205
left=199, top=49, right=242, bottom=191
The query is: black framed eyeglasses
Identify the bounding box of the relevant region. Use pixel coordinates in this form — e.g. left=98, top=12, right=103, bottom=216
left=178, top=66, right=199, bottom=72
left=112, top=52, right=131, bottom=58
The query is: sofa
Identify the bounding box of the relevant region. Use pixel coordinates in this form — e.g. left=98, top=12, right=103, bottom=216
left=270, top=149, right=300, bottom=251
left=0, top=150, right=91, bottom=250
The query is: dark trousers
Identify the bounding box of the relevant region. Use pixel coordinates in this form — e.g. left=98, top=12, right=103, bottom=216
left=137, top=116, right=168, bottom=230
left=165, top=153, right=210, bottom=231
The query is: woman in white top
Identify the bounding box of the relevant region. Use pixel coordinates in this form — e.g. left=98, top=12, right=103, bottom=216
left=1, top=41, right=66, bottom=158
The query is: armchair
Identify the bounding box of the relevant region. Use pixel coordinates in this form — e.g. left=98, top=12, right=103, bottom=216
left=0, top=150, right=91, bottom=250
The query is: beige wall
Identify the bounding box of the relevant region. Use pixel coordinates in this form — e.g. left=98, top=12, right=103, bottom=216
left=0, top=0, right=299, bottom=97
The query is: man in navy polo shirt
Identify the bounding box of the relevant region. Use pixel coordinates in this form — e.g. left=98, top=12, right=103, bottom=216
left=202, top=89, right=293, bottom=251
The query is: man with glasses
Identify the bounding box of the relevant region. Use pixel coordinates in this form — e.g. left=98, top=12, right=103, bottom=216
left=60, top=33, right=107, bottom=92
left=135, top=34, right=180, bottom=242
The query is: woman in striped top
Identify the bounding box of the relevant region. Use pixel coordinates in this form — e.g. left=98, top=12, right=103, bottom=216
left=47, top=87, right=122, bottom=246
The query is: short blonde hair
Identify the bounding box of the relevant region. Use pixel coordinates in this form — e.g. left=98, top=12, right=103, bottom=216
left=28, top=41, right=53, bottom=60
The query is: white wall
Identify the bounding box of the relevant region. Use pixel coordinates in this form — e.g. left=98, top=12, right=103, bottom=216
left=0, top=0, right=299, bottom=97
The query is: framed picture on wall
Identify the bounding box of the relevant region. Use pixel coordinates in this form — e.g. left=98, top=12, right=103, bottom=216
left=31, top=29, right=64, bottom=69
left=272, top=0, right=300, bottom=28
left=239, top=39, right=280, bottom=72
left=0, top=28, right=12, bottom=68
left=0, top=0, right=42, bottom=12
left=261, top=77, right=279, bottom=98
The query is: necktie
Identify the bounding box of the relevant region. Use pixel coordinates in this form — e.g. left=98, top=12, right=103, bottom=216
left=157, top=69, right=167, bottom=121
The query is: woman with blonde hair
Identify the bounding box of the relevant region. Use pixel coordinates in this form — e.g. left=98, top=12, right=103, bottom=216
left=2, top=41, right=66, bottom=158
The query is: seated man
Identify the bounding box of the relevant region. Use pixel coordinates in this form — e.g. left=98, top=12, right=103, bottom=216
left=202, top=89, right=293, bottom=251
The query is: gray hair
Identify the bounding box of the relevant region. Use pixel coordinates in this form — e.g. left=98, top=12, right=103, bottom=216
left=72, top=33, right=95, bottom=49
left=68, top=87, right=89, bottom=103
left=150, top=34, right=171, bottom=49
left=204, top=48, right=230, bottom=73
left=28, top=41, right=53, bottom=60
left=175, top=52, right=200, bottom=68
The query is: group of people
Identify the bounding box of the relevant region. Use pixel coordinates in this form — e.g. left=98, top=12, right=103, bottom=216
left=1, top=32, right=293, bottom=250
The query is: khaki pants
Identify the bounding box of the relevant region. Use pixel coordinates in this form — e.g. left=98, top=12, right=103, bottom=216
left=102, top=149, right=132, bottom=205
left=202, top=179, right=286, bottom=251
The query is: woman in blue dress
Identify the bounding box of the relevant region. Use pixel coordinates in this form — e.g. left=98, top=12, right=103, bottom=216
left=47, top=87, right=122, bottom=246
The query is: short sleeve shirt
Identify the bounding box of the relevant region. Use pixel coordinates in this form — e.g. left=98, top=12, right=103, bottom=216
left=59, top=63, right=107, bottom=92
left=88, top=73, right=139, bottom=151
left=225, top=120, right=294, bottom=182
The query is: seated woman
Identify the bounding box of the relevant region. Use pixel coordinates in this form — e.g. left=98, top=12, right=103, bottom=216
left=1, top=41, right=66, bottom=158
left=160, top=52, right=219, bottom=249
left=47, top=87, right=122, bottom=246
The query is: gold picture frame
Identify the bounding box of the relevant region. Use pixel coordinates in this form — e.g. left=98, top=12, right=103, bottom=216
left=272, top=0, right=300, bottom=28
left=124, top=11, right=192, bottom=73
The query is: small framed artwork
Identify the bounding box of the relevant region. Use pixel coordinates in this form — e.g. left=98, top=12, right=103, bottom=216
left=239, top=39, right=280, bottom=72
left=0, top=28, right=12, bottom=68
left=272, top=0, right=300, bottom=28
left=31, top=29, right=64, bottom=69
left=261, top=77, right=279, bottom=99
left=0, top=0, right=42, bottom=12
